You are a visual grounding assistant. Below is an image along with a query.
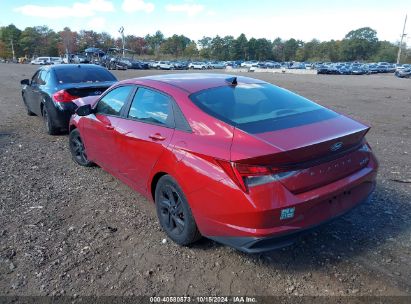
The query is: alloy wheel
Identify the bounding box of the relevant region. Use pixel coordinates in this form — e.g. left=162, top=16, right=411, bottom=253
left=158, top=185, right=185, bottom=235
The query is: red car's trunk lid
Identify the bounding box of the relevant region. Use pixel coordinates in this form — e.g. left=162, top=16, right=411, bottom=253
left=231, top=115, right=370, bottom=193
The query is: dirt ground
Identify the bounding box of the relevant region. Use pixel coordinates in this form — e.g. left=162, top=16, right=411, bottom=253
left=0, top=64, right=410, bottom=297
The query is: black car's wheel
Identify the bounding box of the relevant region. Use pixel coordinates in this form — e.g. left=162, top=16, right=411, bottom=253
left=22, top=95, right=35, bottom=116
left=42, top=105, right=59, bottom=135
left=69, top=129, right=94, bottom=167
left=155, top=175, right=201, bottom=246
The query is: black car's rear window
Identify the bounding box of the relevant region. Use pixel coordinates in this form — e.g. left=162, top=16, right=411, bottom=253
left=189, top=83, right=338, bottom=133
left=54, top=66, right=117, bottom=84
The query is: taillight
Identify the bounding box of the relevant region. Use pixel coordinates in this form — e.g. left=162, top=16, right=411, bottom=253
left=216, top=160, right=297, bottom=192
left=52, top=90, right=79, bottom=103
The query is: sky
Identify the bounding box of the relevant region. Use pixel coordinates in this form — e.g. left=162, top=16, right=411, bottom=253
left=0, top=0, right=410, bottom=43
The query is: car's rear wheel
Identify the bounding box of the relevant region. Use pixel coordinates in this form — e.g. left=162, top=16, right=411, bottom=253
left=42, top=105, right=59, bottom=135
left=69, top=129, right=94, bottom=167
left=155, top=175, right=201, bottom=246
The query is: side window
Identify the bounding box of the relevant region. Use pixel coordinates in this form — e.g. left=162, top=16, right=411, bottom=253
left=31, top=71, right=40, bottom=85
left=95, top=86, right=133, bottom=116
left=128, top=88, right=174, bottom=127
left=38, top=70, right=49, bottom=85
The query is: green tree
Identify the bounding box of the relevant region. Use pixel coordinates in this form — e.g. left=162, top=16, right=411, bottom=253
left=210, top=35, right=224, bottom=60
left=341, top=27, right=378, bottom=61
left=272, top=37, right=284, bottom=61
left=372, top=41, right=398, bottom=62
left=0, top=24, right=22, bottom=58
left=183, top=41, right=199, bottom=58
left=255, top=38, right=272, bottom=61
left=233, top=33, right=248, bottom=60
left=222, top=36, right=234, bottom=60
left=20, top=27, right=40, bottom=57
left=160, top=34, right=191, bottom=57
left=248, top=38, right=258, bottom=60
left=198, top=36, right=212, bottom=58
left=145, top=30, right=164, bottom=56
left=283, top=38, right=301, bottom=61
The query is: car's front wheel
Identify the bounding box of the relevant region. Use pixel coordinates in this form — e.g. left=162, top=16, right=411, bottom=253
left=155, top=175, right=201, bottom=246
left=69, top=129, right=94, bottom=167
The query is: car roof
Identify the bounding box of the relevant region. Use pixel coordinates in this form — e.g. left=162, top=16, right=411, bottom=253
left=134, top=73, right=267, bottom=94
left=43, top=64, right=105, bottom=71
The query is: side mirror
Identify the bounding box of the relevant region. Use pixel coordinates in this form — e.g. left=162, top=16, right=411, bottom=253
left=76, top=104, right=94, bottom=116
left=21, top=79, right=30, bottom=85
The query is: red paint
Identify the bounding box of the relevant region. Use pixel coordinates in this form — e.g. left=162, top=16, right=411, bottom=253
left=70, top=74, right=378, bottom=240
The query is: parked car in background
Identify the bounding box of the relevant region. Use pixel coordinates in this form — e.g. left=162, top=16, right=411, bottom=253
left=209, top=61, right=226, bottom=69
left=395, top=67, right=411, bottom=78
left=51, top=57, right=63, bottom=65
left=69, top=73, right=378, bottom=253
left=31, top=57, right=51, bottom=65
left=20, top=64, right=117, bottom=135
left=395, top=64, right=411, bottom=72
left=172, top=61, right=189, bottom=70
left=72, top=55, right=89, bottom=64
left=241, top=61, right=259, bottom=68
left=188, top=62, right=208, bottom=70
left=157, top=61, right=175, bottom=70
left=351, top=65, right=368, bottom=75
left=121, top=58, right=149, bottom=69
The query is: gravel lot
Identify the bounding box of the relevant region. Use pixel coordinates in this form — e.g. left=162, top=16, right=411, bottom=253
left=0, top=64, right=410, bottom=297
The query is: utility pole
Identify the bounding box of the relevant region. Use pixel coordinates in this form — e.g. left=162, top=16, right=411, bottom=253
left=10, top=39, right=16, bottom=62
left=119, top=26, right=125, bottom=58
left=396, top=14, right=407, bottom=64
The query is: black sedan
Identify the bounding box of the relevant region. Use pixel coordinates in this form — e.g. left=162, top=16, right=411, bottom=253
left=21, top=64, right=117, bottom=135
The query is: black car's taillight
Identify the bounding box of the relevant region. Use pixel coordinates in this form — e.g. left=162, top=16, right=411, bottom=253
left=53, top=90, right=79, bottom=103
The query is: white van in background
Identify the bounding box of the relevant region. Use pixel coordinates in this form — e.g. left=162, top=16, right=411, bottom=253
left=30, top=57, right=51, bottom=65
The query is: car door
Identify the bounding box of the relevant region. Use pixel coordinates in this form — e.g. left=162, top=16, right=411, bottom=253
left=81, top=85, right=135, bottom=171
left=24, top=70, right=43, bottom=115
left=115, top=87, right=175, bottom=193
left=37, top=69, right=52, bottom=112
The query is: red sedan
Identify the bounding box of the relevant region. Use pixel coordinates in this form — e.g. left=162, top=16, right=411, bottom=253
left=69, top=74, right=378, bottom=253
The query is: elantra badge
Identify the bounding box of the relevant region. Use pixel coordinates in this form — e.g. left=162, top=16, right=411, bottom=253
left=330, top=141, right=343, bottom=152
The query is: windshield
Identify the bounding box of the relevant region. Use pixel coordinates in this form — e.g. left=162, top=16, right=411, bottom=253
left=54, top=66, right=117, bottom=84
left=190, top=83, right=338, bottom=133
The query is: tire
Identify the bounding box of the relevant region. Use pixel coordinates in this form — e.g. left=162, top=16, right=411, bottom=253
left=69, top=129, right=94, bottom=167
left=42, top=105, right=59, bottom=135
left=22, top=95, right=35, bottom=116
left=201, top=66, right=206, bottom=70
left=155, top=175, right=201, bottom=246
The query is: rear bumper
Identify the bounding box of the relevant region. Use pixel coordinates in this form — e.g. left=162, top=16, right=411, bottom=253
left=48, top=102, right=77, bottom=131
left=188, top=154, right=378, bottom=252
left=209, top=189, right=374, bottom=253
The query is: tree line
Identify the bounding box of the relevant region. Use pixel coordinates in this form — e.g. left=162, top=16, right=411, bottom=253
left=0, top=24, right=410, bottom=63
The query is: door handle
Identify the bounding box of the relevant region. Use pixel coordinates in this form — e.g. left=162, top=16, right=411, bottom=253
left=105, top=125, right=114, bottom=130
left=149, top=133, right=166, bottom=141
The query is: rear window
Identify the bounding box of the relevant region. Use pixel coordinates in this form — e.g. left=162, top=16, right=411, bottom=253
left=189, top=83, right=338, bottom=133
left=54, top=66, right=117, bottom=84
